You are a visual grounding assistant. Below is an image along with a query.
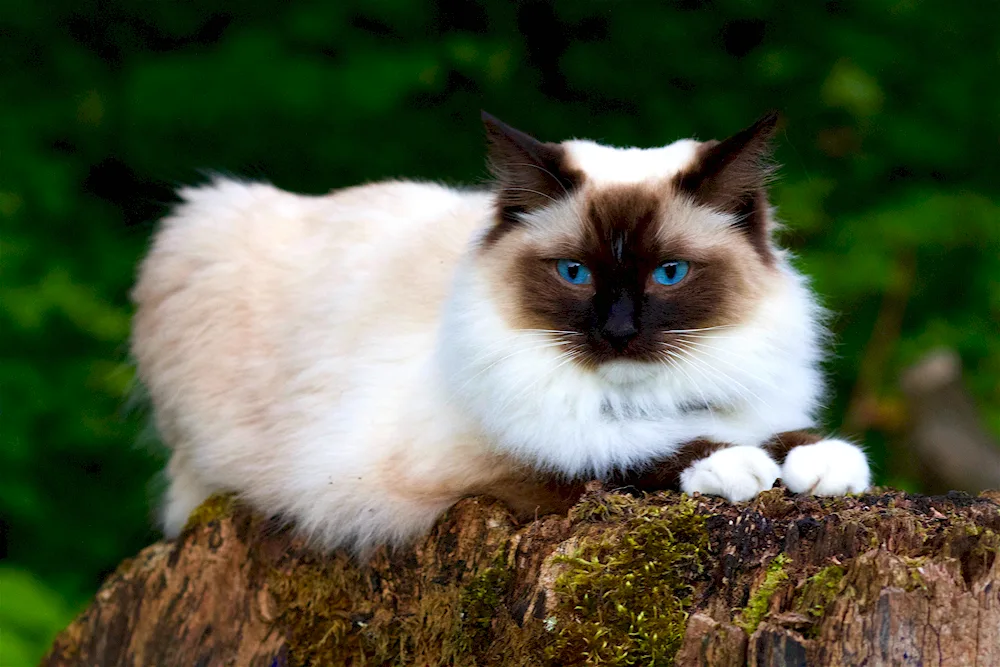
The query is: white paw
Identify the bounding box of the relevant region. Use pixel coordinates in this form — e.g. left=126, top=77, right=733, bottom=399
left=680, top=446, right=780, bottom=502
left=781, top=439, right=871, bottom=496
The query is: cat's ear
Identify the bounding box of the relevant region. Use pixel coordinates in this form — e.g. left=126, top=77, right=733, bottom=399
left=676, top=112, right=779, bottom=211
left=675, top=112, right=780, bottom=260
left=482, top=111, right=580, bottom=225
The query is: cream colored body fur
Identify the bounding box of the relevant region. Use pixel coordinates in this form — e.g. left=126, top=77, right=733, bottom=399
left=132, top=140, right=869, bottom=552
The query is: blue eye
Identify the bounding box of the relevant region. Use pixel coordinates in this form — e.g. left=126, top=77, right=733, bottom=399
left=556, top=259, right=592, bottom=285
left=652, top=260, right=690, bottom=285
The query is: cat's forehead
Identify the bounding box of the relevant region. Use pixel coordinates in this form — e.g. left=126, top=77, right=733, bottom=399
left=520, top=171, right=737, bottom=258
left=561, top=139, right=703, bottom=185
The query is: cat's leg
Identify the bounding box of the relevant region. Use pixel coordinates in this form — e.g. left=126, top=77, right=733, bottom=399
left=762, top=430, right=871, bottom=495
left=476, top=469, right=589, bottom=522
left=612, top=439, right=781, bottom=502
left=161, top=453, right=216, bottom=537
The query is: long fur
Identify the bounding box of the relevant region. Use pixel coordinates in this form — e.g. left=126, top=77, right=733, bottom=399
left=131, top=120, right=868, bottom=554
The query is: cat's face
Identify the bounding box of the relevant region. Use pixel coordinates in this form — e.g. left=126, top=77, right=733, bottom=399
left=478, top=113, right=782, bottom=375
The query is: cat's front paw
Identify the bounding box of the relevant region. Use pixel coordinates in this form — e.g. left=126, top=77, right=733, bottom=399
left=781, top=439, right=870, bottom=496
left=680, top=446, right=780, bottom=502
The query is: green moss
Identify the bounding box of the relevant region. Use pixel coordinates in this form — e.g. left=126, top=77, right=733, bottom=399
left=794, top=564, right=845, bottom=619
left=270, top=548, right=520, bottom=666
left=389, top=585, right=466, bottom=665
left=569, top=490, right=636, bottom=523
left=455, top=556, right=514, bottom=656
left=751, top=487, right=794, bottom=518
left=904, top=557, right=930, bottom=592
left=547, top=497, right=709, bottom=666
left=970, top=529, right=1000, bottom=572
left=183, top=493, right=236, bottom=531
left=976, top=528, right=999, bottom=552
left=269, top=556, right=371, bottom=665
left=737, top=554, right=790, bottom=633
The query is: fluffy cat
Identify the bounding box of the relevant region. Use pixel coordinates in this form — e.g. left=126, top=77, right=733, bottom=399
left=131, top=111, right=871, bottom=553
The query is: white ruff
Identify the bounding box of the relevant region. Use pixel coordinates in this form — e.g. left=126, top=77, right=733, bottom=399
left=438, top=254, right=826, bottom=477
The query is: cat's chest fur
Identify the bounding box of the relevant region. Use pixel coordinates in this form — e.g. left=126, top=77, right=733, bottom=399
left=435, top=258, right=821, bottom=478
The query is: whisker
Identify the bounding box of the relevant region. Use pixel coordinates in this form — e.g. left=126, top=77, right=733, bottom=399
left=499, top=165, right=591, bottom=232
left=451, top=340, right=573, bottom=395
left=496, top=345, right=584, bottom=414
left=466, top=340, right=570, bottom=371
left=670, top=347, right=754, bottom=400
left=447, top=329, right=584, bottom=393
left=674, top=359, right=758, bottom=418
left=502, top=187, right=560, bottom=204
left=690, top=356, right=770, bottom=417
left=519, top=329, right=584, bottom=336
left=665, top=339, right=780, bottom=391
left=457, top=330, right=573, bottom=366
left=657, top=349, right=720, bottom=428
left=670, top=333, right=743, bottom=341
left=504, top=163, right=572, bottom=198
left=665, top=343, right=771, bottom=418
left=662, top=324, right=738, bottom=334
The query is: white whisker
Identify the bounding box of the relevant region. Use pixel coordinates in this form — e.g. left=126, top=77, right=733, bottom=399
left=496, top=345, right=584, bottom=414
left=662, top=325, right=738, bottom=334
left=505, top=163, right=572, bottom=197
left=502, top=187, right=560, bottom=204
left=519, top=328, right=583, bottom=336
left=670, top=332, right=743, bottom=341
left=666, top=339, right=779, bottom=391
left=462, top=340, right=569, bottom=375
left=457, top=329, right=574, bottom=366
left=657, top=350, right=720, bottom=429
left=665, top=343, right=771, bottom=419
left=449, top=340, right=574, bottom=400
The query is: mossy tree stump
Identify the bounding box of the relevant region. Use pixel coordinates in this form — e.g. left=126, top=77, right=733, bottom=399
left=45, top=487, right=1000, bottom=666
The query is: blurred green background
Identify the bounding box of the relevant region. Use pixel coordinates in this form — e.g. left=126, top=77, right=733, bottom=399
left=3, top=1, right=999, bottom=663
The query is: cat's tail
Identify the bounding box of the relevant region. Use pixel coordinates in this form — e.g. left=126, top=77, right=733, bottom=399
left=161, top=452, right=215, bottom=537
left=120, top=370, right=178, bottom=536
left=123, top=373, right=213, bottom=537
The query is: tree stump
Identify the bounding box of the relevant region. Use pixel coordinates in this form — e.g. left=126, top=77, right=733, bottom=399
left=45, top=487, right=1000, bottom=666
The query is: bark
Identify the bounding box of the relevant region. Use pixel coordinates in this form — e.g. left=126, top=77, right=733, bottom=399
left=46, top=487, right=1000, bottom=667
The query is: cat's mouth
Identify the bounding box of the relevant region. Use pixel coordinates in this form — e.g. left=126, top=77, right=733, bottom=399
left=594, top=358, right=661, bottom=385
left=576, top=330, right=655, bottom=364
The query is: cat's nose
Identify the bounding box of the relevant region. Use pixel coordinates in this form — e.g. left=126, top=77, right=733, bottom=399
left=601, top=320, right=639, bottom=351
left=601, top=295, right=639, bottom=351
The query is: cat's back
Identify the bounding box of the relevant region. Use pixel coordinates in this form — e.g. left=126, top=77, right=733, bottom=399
left=131, top=177, right=490, bottom=453
left=137, top=177, right=486, bottom=272
left=133, top=176, right=489, bottom=319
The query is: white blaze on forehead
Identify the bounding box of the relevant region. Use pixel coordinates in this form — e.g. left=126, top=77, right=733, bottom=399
left=562, top=139, right=702, bottom=185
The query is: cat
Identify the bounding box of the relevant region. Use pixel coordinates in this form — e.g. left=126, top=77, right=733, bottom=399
left=130, top=111, right=871, bottom=554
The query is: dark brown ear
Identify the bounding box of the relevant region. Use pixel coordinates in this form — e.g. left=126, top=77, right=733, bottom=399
left=676, top=112, right=779, bottom=211
left=482, top=111, right=581, bottom=229
left=675, top=112, right=780, bottom=261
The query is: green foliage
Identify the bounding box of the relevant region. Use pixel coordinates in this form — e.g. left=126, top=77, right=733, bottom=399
left=0, top=567, right=76, bottom=667
left=4, top=2, right=999, bottom=662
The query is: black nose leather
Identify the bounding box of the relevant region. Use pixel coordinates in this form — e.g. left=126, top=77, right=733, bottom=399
left=602, top=322, right=638, bottom=351
left=601, top=294, right=638, bottom=351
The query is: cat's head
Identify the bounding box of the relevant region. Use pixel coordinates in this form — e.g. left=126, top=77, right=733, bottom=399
left=476, top=112, right=786, bottom=383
